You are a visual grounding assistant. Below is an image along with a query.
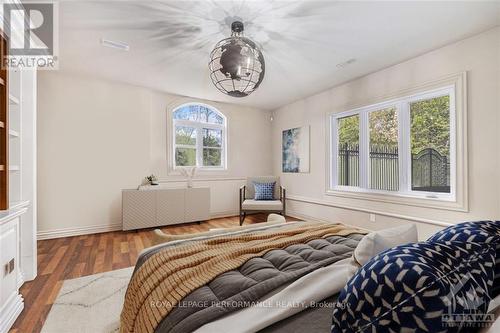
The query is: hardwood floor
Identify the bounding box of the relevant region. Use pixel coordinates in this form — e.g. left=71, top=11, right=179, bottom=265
left=10, top=214, right=297, bottom=333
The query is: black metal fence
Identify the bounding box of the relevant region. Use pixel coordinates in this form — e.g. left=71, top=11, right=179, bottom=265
left=371, top=145, right=399, bottom=191
left=338, top=143, right=450, bottom=192
left=411, top=148, right=450, bottom=193
left=337, top=144, right=360, bottom=187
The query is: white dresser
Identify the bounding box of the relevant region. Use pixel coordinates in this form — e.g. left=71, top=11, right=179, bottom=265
left=0, top=203, right=30, bottom=333
left=122, top=187, right=210, bottom=230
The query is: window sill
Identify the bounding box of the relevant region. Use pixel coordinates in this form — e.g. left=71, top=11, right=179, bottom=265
left=167, top=167, right=228, bottom=177
left=325, top=187, right=467, bottom=212
left=173, top=166, right=227, bottom=171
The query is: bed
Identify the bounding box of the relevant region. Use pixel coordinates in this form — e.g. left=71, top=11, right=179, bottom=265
left=119, top=220, right=500, bottom=333
left=119, top=221, right=366, bottom=333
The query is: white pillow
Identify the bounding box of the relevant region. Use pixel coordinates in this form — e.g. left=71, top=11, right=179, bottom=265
left=267, top=213, right=286, bottom=223
left=353, top=224, right=418, bottom=266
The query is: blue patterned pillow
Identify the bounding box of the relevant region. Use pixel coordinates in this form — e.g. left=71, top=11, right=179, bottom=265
left=428, top=221, right=500, bottom=297
left=332, top=240, right=496, bottom=333
left=253, top=182, right=276, bottom=200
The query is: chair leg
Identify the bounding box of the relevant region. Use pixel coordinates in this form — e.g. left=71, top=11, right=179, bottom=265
left=240, top=212, right=246, bottom=226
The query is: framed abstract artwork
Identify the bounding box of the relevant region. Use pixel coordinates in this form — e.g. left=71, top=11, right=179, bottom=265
left=282, top=126, right=310, bottom=173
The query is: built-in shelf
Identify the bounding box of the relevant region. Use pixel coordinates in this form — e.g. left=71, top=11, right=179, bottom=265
left=1, top=31, right=37, bottom=333
left=9, top=129, right=19, bottom=138
left=9, top=94, right=19, bottom=106
left=1, top=36, right=7, bottom=210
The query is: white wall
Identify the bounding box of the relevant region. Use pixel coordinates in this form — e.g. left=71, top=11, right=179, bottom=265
left=38, top=28, right=499, bottom=240
left=272, top=27, right=500, bottom=239
left=37, top=72, right=272, bottom=237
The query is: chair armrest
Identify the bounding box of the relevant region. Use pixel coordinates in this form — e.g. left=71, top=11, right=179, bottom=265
left=280, top=186, right=286, bottom=201
left=280, top=186, right=286, bottom=215
left=239, top=185, right=246, bottom=206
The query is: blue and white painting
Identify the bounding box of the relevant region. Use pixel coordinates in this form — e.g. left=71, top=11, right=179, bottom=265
left=282, top=126, right=310, bottom=173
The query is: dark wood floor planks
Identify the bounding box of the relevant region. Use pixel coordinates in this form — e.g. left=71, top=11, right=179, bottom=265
left=10, top=214, right=296, bottom=333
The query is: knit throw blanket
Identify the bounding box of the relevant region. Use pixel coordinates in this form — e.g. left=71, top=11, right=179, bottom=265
left=120, top=223, right=365, bottom=333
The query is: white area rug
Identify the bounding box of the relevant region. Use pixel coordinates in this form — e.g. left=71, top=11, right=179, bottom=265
left=41, top=267, right=133, bottom=333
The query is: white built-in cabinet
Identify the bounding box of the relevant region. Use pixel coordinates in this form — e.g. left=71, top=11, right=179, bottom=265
left=0, top=2, right=39, bottom=331
left=0, top=67, right=37, bottom=333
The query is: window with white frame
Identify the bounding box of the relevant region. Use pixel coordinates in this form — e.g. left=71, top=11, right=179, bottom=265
left=330, top=86, right=455, bottom=200
left=172, top=103, right=226, bottom=169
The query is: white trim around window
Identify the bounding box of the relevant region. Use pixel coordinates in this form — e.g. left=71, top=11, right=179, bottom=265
left=169, top=102, right=228, bottom=172
left=326, top=72, right=468, bottom=212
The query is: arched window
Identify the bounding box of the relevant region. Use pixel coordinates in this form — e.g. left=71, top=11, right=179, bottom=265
left=172, top=103, right=227, bottom=169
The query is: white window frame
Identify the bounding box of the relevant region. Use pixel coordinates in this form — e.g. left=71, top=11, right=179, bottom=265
left=329, top=84, right=460, bottom=206
left=172, top=103, right=227, bottom=170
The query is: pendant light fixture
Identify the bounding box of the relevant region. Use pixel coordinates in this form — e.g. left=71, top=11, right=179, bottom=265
left=209, top=21, right=265, bottom=97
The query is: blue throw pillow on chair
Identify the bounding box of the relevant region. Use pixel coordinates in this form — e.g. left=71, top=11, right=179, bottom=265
left=253, top=182, right=276, bottom=200
left=332, top=240, right=496, bottom=333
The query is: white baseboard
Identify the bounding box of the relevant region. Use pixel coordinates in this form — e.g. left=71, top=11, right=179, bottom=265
left=37, top=223, right=123, bottom=240
left=36, top=212, right=241, bottom=240
left=36, top=211, right=281, bottom=240
left=0, top=294, right=23, bottom=333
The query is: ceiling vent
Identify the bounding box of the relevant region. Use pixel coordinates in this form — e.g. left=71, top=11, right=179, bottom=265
left=100, top=38, right=130, bottom=51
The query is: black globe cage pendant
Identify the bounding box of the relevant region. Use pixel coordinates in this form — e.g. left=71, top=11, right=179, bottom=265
left=209, top=21, right=265, bottom=97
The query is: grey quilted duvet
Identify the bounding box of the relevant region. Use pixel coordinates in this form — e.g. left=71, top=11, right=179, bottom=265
left=134, top=223, right=363, bottom=333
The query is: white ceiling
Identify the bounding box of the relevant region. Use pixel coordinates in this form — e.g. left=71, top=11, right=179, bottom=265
left=58, top=1, right=500, bottom=110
